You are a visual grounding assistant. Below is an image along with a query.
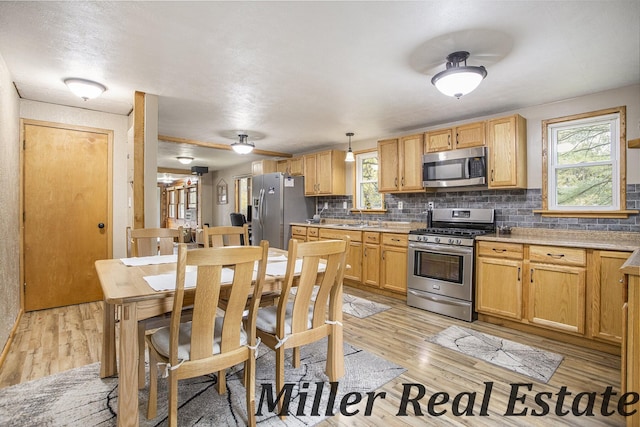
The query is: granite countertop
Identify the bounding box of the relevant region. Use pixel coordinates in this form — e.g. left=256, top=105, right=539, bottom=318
left=476, top=227, right=640, bottom=252
left=290, top=220, right=415, bottom=234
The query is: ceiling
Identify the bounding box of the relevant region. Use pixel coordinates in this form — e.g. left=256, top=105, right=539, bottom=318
left=1, top=1, right=638, bottom=177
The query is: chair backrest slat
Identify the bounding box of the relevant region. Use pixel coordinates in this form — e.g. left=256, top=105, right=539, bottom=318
left=128, top=226, right=183, bottom=257
left=202, top=224, right=249, bottom=248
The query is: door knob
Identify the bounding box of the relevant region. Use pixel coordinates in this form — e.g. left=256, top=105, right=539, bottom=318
left=98, top=223, right=105, bottom=229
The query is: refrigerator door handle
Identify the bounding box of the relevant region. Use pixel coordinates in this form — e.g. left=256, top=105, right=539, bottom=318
left=258, top=188, right=266, bottom=227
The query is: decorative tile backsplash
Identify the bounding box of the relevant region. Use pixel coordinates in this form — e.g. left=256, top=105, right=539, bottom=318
left=317, top=185, right=640, bottom=232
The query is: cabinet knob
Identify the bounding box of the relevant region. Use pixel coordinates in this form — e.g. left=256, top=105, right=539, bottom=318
left=98, top=223, right=105, bottom=229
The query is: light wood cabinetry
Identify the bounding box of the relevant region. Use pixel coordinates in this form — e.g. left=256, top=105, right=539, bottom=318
left=291, top=225, right=307, bottom=242
left=380, top=233, right=408, bottom=294
left=303, top=150, right=346, bottom=196
left=319, top=228, right=362, bottom=283
left=377, top=134, right=424, bottom=193
left=590, top=250, right=629, bottom=344
left=251, top=159, right=277, bottom=176
left=487, top=114, right=527, bottom=189
left=425, top=121, right=485, bottom=153
left=306, top=227, right=319, bottom=241
left=476, top=242, right=524, bottom=320
left=277, top=157, right=304, bottom=176
left=622, top=268, right=640, bottom=425
left=362, top=232, right=381, bottom=288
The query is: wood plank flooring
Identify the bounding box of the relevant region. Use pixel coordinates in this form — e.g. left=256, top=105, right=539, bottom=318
left=0, top=288, right=625, bottom=426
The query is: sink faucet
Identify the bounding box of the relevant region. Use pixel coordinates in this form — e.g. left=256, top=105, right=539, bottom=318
left=356, top=208, right=364, bottom=225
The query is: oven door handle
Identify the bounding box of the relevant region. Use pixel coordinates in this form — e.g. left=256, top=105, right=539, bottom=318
left=409, top=242, right=473, bottom=256
left=408, top=290, right=470, bottom=307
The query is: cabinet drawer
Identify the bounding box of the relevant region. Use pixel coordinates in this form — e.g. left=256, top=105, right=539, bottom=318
left=291, top=226, right=307, bottom=236
left=529, top=245, right=586, bottom=266
left=382, top=233, right=408, bottom=247
left=363, top=231, right=380, bottom=244
left=477, top=241, right=524, bottom=260
left=307, top=227, right=319, bottom=237
left=319, top=228, right=362, bottom=242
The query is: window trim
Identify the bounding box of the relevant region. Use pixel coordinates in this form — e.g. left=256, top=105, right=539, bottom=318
left=536, top=105, right=637, bottom=218
left=351, top=148, right=386, bottom=212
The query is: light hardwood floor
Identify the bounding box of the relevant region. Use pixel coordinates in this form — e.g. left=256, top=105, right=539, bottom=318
left=0, top=288, right=624, bottom=426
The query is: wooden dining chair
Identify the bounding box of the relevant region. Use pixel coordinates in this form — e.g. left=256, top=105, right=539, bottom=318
left=127, top=226, right=184, bottom=388
left=202, top=224, right=249, bottom=248
left=255, top=237, right=348, bottom=418
left=146, top=241, right=269, bottom=427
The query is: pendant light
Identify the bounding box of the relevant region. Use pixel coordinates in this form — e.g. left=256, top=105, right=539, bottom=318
left=64, top=78, right=107, bottom=100
left=431, top=51, right=487, bottom=99
left=231, top=134, right=254, bottom=154
left=345, top=132, right=355, bottom=162
left=177, top=156, right=194, bottom=165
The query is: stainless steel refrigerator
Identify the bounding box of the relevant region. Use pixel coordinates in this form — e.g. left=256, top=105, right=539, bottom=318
left=251, top=173, right=315, bottom=250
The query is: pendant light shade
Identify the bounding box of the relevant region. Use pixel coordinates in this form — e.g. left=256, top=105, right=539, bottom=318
left=431, top=51, right=487, bottom=99
left=345, top=132, right=355, bottom=162
left=231, top=134, right=254, bottom=154
left=64, top=78, right=107, bottom=100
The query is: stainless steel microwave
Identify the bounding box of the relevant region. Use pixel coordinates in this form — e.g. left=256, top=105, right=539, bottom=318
left=422, top=146, right=487, bottom=188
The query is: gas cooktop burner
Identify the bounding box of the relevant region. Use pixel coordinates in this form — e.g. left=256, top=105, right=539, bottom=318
left=410, top=227, right=490, bottom=237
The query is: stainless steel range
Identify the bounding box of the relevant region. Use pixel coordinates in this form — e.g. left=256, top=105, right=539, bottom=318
left=406, top=208, right=495, bottom=322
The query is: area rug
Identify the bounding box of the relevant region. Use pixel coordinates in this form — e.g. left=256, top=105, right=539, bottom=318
left=427, top=325, right=563, bottom=383
left=289, top=288, right=391, bottom=319
left=0, top=339, right=405, bottom=426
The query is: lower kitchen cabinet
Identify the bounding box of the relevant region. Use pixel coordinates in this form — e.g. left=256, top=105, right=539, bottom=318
left=380, top=233, right=408, bottom=294
left=362, top=232, right=381, bottom=288
left=318, top=228, right=363, bottom=283
left=621, top=268, right=640, bottom=425
left=291, top=225, right=307, bottom=242
left=476, top=257, right=523, bottom=320
left=590, top=250, right=629, bottom=344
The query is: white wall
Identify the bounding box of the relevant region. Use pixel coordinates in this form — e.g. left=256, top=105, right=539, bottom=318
left=20, top=100, right=131, bottom=258
left=0, top=51, right=21, bottom=351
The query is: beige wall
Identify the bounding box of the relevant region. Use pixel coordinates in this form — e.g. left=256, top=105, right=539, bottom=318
left=20, top=100, right=130, bottom=258
left=0, top=52, right=21, bottom=353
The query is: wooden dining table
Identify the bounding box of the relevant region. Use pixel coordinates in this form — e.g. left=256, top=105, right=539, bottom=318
left=95, top=248, right=344, bottom=427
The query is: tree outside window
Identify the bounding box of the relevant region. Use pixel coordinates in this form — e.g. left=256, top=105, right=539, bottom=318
left=355, top=150, right=383, bottom=210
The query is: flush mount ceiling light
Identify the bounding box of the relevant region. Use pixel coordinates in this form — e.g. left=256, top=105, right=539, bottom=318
left=64, top=78, right=107, bottom=100
left=345, top=132, right=355, bottom=162
left=231, top=134, right=254, bottom=154
left=431, top=51, right=487, bottom=99
left=177, top=156, right=194, bottom=165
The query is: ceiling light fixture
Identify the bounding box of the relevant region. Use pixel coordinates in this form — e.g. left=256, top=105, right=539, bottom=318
left=64, top=78, right=107, bottom=100
left=345, top=132, right=355, bottom=162
left=231, top=134, right=254, bottom=154
left=431, top=51, right=487, bottom=99
left=177, top=156, right=194, bottom=165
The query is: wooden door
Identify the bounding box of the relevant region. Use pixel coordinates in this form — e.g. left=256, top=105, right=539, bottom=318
left=476, top=257, right=523, bottom=319
left=591, top=250, right=629, bottom=343
left=345, top=242, right=362, bottom=283
left=377, top=139, right=399, bottom=192
left=399, top=134, right=424, bottom=191
left=316, top=151, right=333, bottom=194
left=362, top=243, right=380, bottom=288
left=303, top=154, right=317, bottom=195
left=380, top=245, right=407, bottom=294
left=487, top=116, right=517, bottom=187
left=23, top=121, right=111, bottom=311
left=455, top=121, right=486, bottom=149
left=425, top=129, right=452, bottom=152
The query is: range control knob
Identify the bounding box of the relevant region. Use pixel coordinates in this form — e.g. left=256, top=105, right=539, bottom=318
left=448, top=238, right=453, bottom=244
left=434, top=237, right=440, bottom=243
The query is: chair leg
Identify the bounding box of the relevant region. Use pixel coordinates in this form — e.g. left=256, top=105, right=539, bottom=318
left=276, top=346, right=286, bottom=419
left=217, top=369, right=226, bottom=394
left=168, top=371, right=179, bottom=427
left=245, top=356, right=256, bottom=427
left=292, top=347, right=301, bottom=368
left=138, top=321, right=147, bottom=389
left=147, top=351, right=158, bottom=420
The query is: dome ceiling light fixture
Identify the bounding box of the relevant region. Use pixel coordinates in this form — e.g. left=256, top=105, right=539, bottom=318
left=64, top=78, right=107, bottom=100
left=177, top=156, right=194, bottom=165
left=431, top=51, right=487, bottom=99
left=345, top=132, right=355, bottom=162
left=231, top=133, right=254, bottom=154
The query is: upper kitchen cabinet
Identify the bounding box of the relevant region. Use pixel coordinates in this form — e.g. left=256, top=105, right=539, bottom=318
left=303, top=150, right=346, bottom=196
left=487, top=114, right=527, bottom=189
left=277, top=157, right=304, bottom=176
left=425, top=121, right=485, bottom=153
left=378, top=134, right=424, bottom=193
left=251, top=159, right=277, bottom=176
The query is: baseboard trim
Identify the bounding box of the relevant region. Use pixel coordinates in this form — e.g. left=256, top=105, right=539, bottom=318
left=0, top=309, right=24, bottom=370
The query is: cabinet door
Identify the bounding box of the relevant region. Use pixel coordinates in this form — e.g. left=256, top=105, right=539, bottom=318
left=528, top=263, right=586, bottom=334
left=289, top=157, right=304, bottom=176
left=362, top=243, right=380, bottom=288
left=425, top=129, right=452, bottom=153
left=303, top=154, right=317, bottom=195
left=476, top=257, right=523, bottom=320
left=455, top=121, right=485, bottom=149
left=380, top=245, right=407, bottom=294
left=345, top=242, right=363, bottom=283
left=399, top=134, right=424, bottom=191
left=277, top=160, right=289, bottom=174
left=377, top=139, right=399, bottom=192
left=591, top=251, right=629, bottom=344
left=251, top=161, right=263, bottom=176
left=487, top=115, right=527, bottom=188
left=316, top=151, right=333, bottom=194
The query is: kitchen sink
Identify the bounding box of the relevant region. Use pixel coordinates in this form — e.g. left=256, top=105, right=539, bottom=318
left=332, top=223, right=370, bottom=228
